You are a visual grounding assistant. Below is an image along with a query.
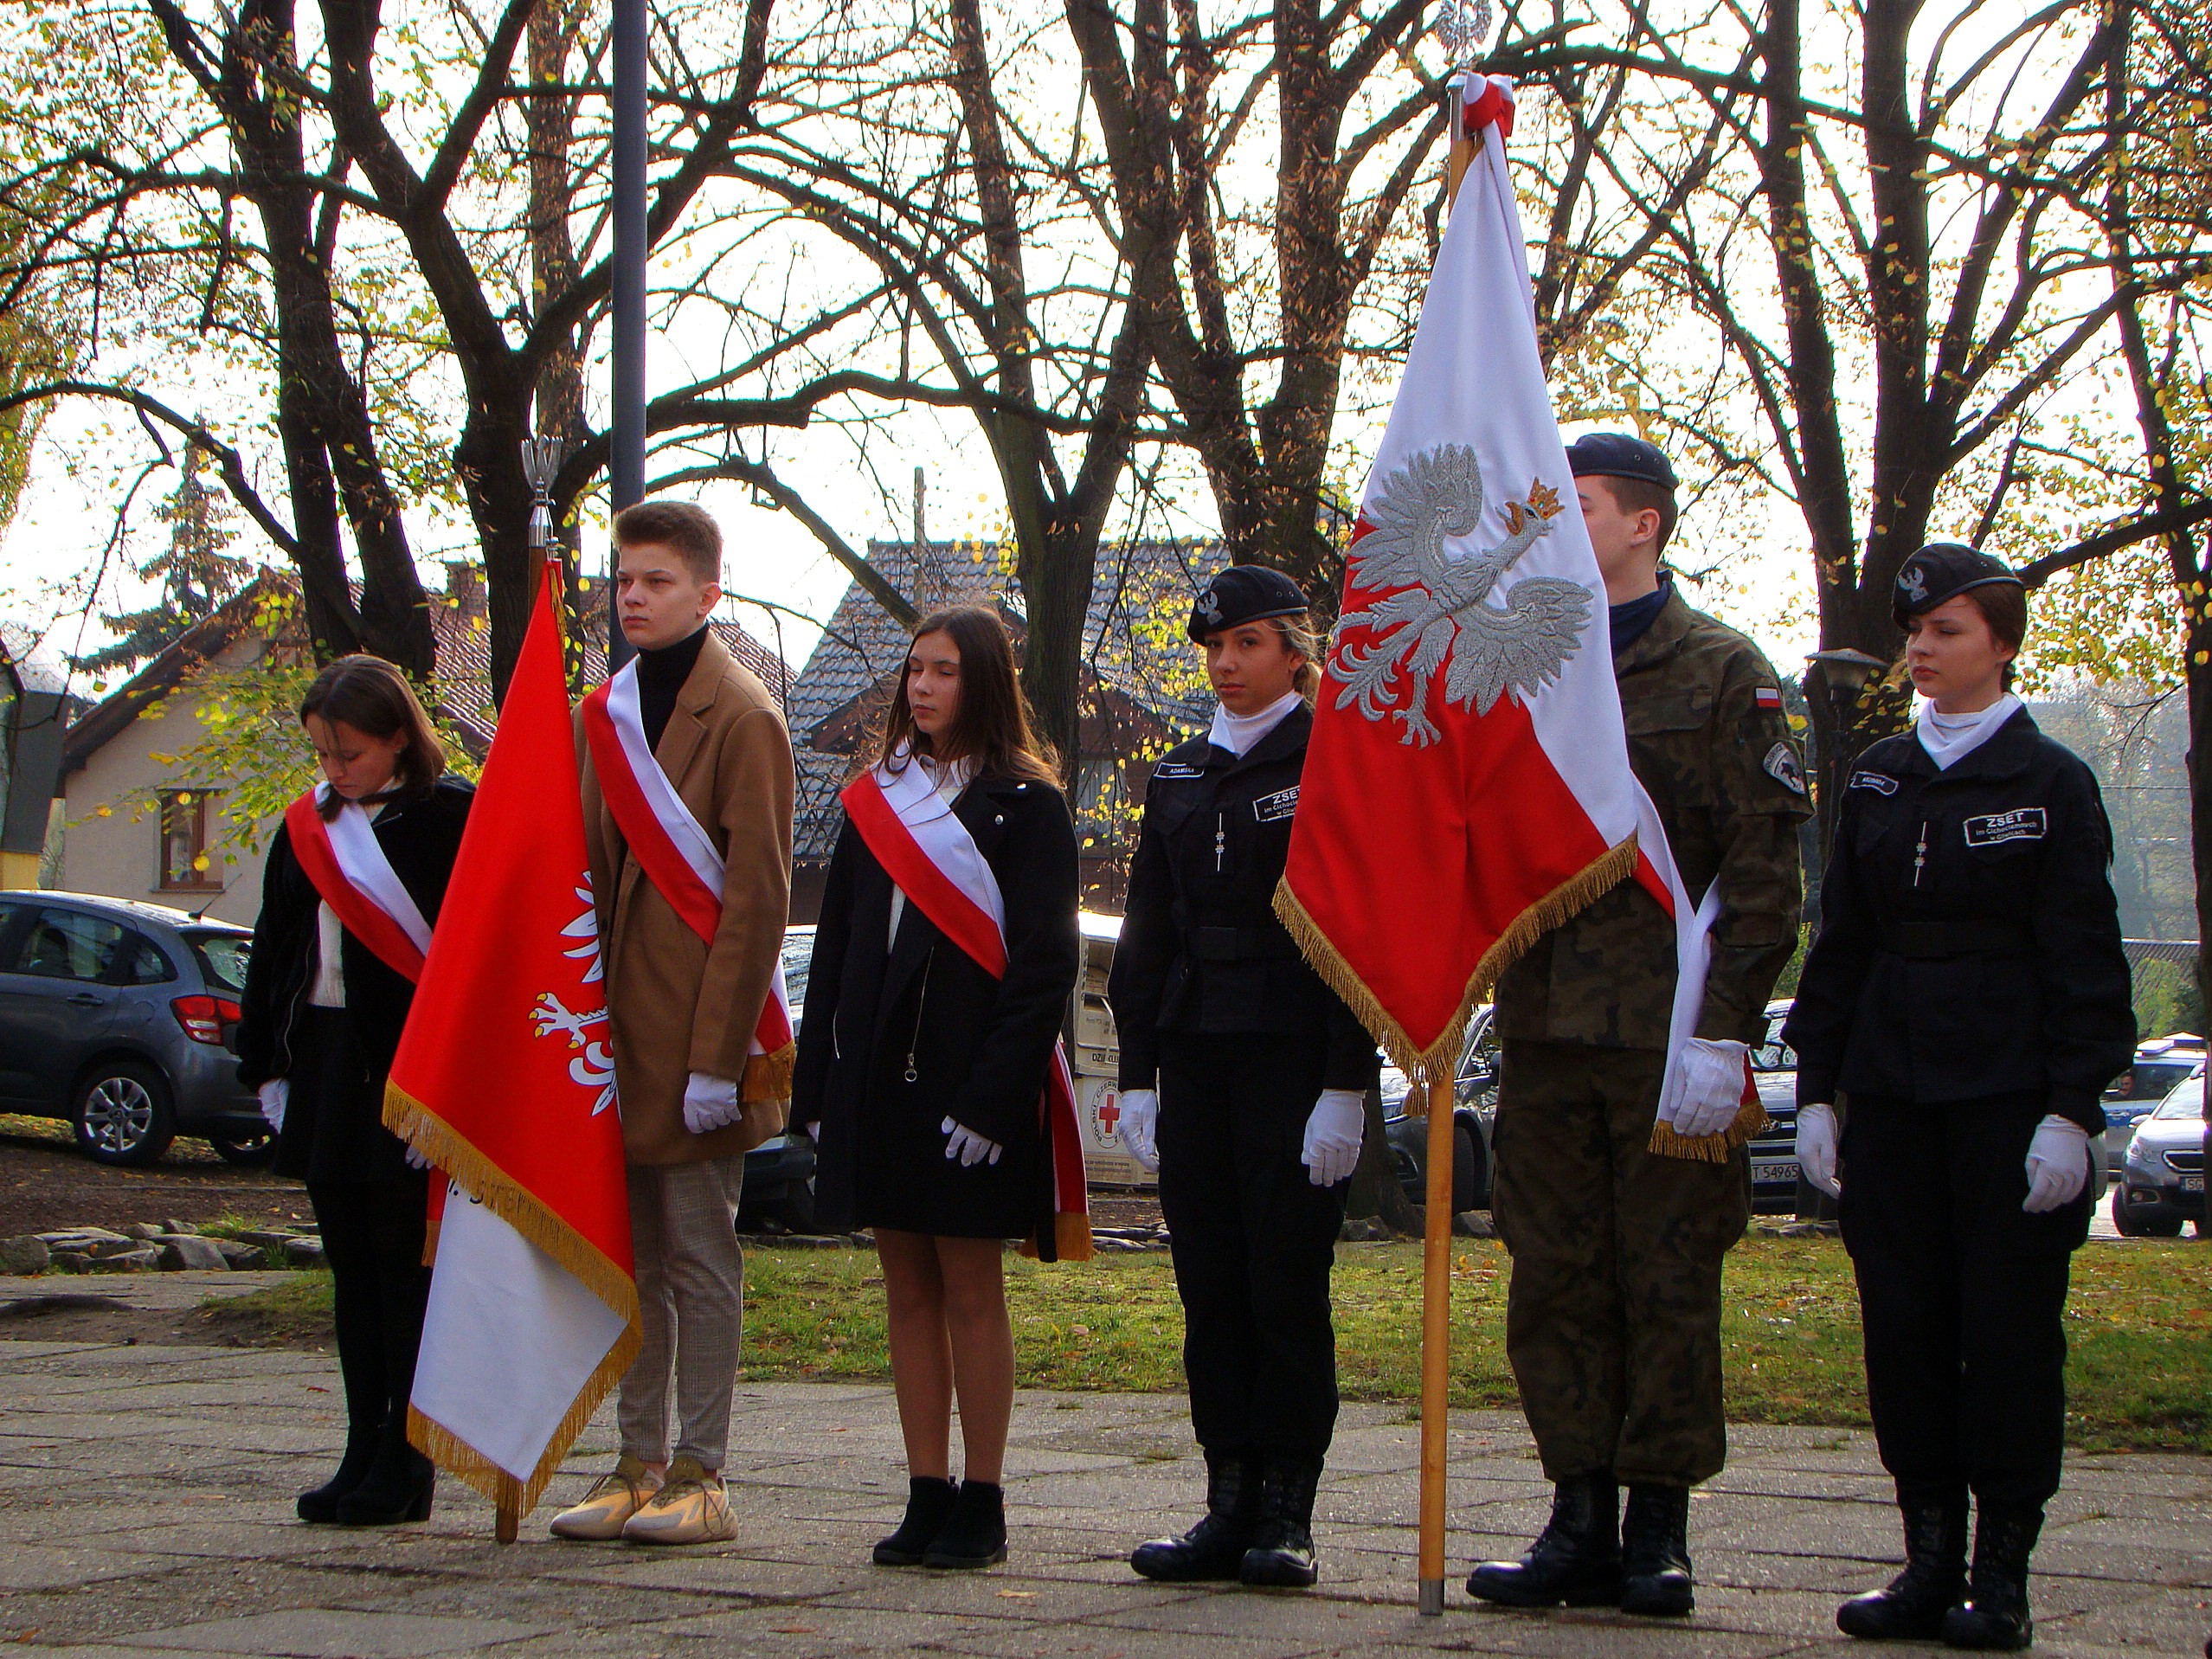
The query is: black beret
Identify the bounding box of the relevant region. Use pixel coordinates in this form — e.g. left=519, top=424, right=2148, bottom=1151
left=1892, top=542, right=2024, bottom=627
left=1566, top=432, right=1678, bottom=491
left=1187, top=565, right=1310, bottom=642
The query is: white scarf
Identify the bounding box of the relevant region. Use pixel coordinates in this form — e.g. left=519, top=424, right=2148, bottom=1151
left=1207, top=691, right=1304, bottom=757
left=1916, top=691, right=2021, bottom=771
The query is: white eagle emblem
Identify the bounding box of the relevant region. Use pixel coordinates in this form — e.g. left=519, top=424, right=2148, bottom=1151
left=532, top=878, right=618, bottom=1116
left=1329, top=444, right=1588, bottom=746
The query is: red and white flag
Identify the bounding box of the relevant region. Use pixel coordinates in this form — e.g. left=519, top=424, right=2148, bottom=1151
left=841, top=761, right=1090, bottom=1262
left=283, top=786, right=432, bottom=982
left=580, top=659, right=795, bottom=1097
left=384, top=564, right=638, bottom=1518
left=1278, top=78, right=1715, bottom=1094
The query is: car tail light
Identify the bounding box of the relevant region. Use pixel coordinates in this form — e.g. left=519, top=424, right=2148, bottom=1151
left=171, top=994, right=242, bottom=1046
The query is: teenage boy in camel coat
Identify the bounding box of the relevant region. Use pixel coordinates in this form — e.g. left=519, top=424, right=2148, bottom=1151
left=552, top=498, right=795, bottom=1546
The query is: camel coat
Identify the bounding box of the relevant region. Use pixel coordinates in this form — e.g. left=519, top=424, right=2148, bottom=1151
left=578, top=630, right=796, bottom=1167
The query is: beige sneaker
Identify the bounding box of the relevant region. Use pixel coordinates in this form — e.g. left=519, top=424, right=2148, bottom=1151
left=550, top=1455, right=663, bottom=1540
left=620, top=1455, right=736, bottom=1545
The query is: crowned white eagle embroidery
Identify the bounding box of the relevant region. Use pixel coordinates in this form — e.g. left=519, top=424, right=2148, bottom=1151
left=1329, top=444, right=1586, bottom=746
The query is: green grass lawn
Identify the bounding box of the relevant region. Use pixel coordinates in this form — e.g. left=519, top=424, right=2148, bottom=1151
left=210, top=1232, right=2212, bottom=1455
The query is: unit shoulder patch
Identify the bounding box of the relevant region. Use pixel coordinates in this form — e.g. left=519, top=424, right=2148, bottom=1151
left=1762, top=742, right=1807, bottom=795
left=1964, top=807, right=2046, bottom=847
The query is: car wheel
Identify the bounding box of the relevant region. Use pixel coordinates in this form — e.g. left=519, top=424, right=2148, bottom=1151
left=73, top=1059, right=176, bottom=1167
left=2112, top=1189, right=2149, bottom=1237
left=207, top=1129, right=278, bottom=1167
left=1450, top=1120, right=1480, bottom=1213
left=775, top=1175, right=818, bottom=1236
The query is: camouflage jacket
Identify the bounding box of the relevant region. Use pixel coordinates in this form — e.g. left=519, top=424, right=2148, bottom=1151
left=1495, top=583, right=1810, bottom=1051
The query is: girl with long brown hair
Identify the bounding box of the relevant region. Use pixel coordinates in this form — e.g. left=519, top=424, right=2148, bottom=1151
left=791, top=605, right=1080, bottom=1571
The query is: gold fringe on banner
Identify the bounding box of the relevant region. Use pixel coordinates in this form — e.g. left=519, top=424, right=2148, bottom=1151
left=742, top=1041, right=797, bottom=1105
left=1647, top=1095, right=1771, bottom=1162
left=1272, top=835, right=1640, bottom=1082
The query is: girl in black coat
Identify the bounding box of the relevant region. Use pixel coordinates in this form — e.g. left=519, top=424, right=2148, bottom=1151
left=1784, top=546, right=2134, bottom=1651
left=235, top=656, right=472, bottom=1527
left=792, top=605, right=1080, bottom=1572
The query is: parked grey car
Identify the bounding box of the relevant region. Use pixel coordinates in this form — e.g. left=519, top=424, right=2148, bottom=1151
left=0, top=891, right=265, bottom=1167
left=2112, top=1074, right=2208, bottom=1238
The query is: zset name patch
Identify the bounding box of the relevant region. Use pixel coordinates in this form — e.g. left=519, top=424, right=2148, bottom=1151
left=1963, top=807, right=2046, bottom=847
left=1252, top=786, right=1301, bottom=823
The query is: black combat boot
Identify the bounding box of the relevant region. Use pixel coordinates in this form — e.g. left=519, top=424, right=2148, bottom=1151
left=1464, top=1473, right=1622, bottom=1608
left=1619, top=1482, right=1694, bottom=1616
left=1837, top=1489, right=1968, bottom=1640
left=1940, top=1503, right=2041, bottom=1650
left=873, top=1476, right=958, bottom=1566
left=1132, top=1450, right=1259, bottom=1582
left=1239, top=1454, right=1324, bottom=1588
left=922, top=1479, right=1007, bottom=1570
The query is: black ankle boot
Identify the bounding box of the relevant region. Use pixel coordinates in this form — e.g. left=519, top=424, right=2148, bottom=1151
left=874, top=1476, right=959, bottom=1566
left=1941, top=1504, right=2041, bottom=1650
left=297, top=1432, right=380, bottom=1524
left=922, top=1479, right=1006, bottom=1569
left=1465, top=1473, right=1621, bottom=1608
left=1132, top=1450, right=1258, bottom=1582
left=1838, top=1490, right=1968, bottom=1640
left=1239, top=1454, right=1323, bottom=1588
left=1620, top=1482, right=1694, bottom=1616
left=334, top=1434, right=434, bottom=1526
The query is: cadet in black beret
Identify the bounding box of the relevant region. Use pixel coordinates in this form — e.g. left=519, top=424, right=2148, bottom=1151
left=1186, top=564, right=1311, bottom=642
left=1786, top=540, right=2131, bottom=1649
left=1115, top=565, right=1379, bottom=1591
left=1566, top=431, right=1680, bottom=492
left=1891, top=542, right=2026, bottom=628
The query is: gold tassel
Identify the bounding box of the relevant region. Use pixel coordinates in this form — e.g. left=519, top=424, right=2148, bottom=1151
left=1646, top=1095, right=1771, bottom=1162
left=1272, top=836, right=1639, bottom=1080
left=742, top=1041, right=797, bottom=1105
left=1017, top=1211, right=1096, bottom=1264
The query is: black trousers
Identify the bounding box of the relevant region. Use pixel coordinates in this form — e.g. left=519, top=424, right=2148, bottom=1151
left=308, top=1174, right=432, bottom=1455
left=1838, top=1091, right=2090, bottom=1511
left=1157, top=1032, right=1347, bottom=1462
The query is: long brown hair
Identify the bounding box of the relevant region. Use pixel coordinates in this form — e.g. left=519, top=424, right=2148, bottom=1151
left=299, top=654, right=446, bottom=817
left=875, top=605, right=1060, bottom=788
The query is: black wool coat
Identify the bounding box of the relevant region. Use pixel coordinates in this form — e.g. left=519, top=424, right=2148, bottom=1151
left=235, top=776, right=474, bottom=1096
left=792, top=773, right=1080, bottom=1248
left=1783, top=708, right=2134, bottom=1133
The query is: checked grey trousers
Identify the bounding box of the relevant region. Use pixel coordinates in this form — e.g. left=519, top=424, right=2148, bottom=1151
left=618, top=1154, right=746, bottom=1469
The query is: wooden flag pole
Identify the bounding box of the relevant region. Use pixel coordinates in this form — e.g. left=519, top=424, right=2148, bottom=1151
left=496, top=1502, right=519, bottom=1546
left=1415, top=85, right=1485, bottom=1624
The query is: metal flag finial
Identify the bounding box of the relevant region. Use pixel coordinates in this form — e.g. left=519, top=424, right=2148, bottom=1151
left=1434, top=0, right=1494, bottom=71
left=521, top=437, right=565, bottom=559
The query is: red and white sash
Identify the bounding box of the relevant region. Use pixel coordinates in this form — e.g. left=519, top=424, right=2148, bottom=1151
left=841, top=758, right=1091, bottom=1262
left=284, top=785, right=433, bottom=982
left=581, top=661, right=794, bottom=1064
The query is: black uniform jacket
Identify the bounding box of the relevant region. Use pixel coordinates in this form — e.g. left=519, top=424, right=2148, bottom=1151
left=1783, top=708, right=2133, bottom=1134
left=791, top=774, right=1081, bottom=1246
left=235, top=775, right=475, bottom=1091
left=1108, top=704, right=1379, bottom=1096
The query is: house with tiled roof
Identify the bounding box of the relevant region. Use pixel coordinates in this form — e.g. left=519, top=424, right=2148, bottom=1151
left=785, top=537, right=1225, bottom=919
left=53, top=566, right=786, bottom=924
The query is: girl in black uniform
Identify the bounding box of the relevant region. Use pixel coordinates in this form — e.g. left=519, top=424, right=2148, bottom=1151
left=1784, top=544, right=2135, bottom=1652
left=235, top=657, right=473, bottom=1526
left=1108, top=565, right=1379, bottom=1591
left=792, top=606, right=1080, bottom=1572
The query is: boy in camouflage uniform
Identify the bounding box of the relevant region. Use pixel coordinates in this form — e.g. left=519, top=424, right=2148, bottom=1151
left=1466, top=434, right=1810, bottom=1617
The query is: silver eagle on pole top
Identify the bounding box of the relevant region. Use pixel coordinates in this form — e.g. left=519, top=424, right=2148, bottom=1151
left=521, top=436, right=564, bottom=557
left=1434, top=0, right=1495, bottom=72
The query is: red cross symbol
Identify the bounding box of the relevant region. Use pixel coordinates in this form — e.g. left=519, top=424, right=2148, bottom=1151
left=1097, top=1093, right=1121, bottom=1135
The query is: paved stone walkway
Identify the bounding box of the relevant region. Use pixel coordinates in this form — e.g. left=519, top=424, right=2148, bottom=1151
left=0, top=1275, right=2206, bottom=1658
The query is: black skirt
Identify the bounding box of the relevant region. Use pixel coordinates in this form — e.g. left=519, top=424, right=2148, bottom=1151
left=273, top=1006, right=415, bottom=1186
left=852, top=1072, right=1041, bottom=1240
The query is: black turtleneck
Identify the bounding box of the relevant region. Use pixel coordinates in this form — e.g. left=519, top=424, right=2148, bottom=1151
left=1609, top=574, right=1673, bottom=656
left=636, top=625, right=708, bottom=751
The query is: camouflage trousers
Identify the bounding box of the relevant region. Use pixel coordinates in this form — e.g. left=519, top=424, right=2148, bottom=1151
left=1491, top=1041, right=1751, bottom=1487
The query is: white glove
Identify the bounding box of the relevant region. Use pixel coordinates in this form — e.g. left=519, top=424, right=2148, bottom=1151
left=1301, top=1089, right=1366, bottom=1187
left=1117, top=1089, right=1161, bottom=1172
left=1796, top=1102, right=1840, bottom=1198
left=404, top=1144, right=431, bottom=1172
left=942, top=1117, right=1004, bottom=1167
left=682, top=1071, right=744, bottom=1135
left=1661, top=1038, right=1751, bottom=1139
left=2022, top=1115, right=2090, bottom=1213
left=257, top=1079, right=288, bottom=1133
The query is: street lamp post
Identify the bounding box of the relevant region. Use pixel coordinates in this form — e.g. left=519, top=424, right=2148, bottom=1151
left=608, top=0, right=646, bottom=672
